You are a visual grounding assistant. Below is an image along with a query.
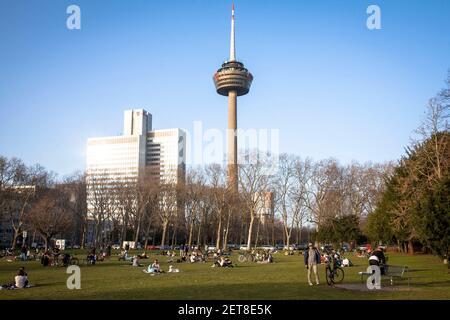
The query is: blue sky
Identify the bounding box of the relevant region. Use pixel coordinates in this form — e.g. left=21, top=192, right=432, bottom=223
left=0, top=0, right=449, bottom=177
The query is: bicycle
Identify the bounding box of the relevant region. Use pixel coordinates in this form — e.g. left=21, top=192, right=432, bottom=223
left=238, top=251, right=255, bottom=263
left=325, top=254, right=344, bottom=285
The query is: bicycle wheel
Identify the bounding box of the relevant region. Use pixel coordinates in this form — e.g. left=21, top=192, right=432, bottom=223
left=325, top=267, right=334, bottom=286
left=238, top=255, right=246, bottom=263
left=333, top=267, right=345, bottom=283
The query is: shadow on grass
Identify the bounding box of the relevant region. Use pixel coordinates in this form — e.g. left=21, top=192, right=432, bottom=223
left=411, top=280, right=450, bottom=287
left=66, top=282, right=391, bottom=301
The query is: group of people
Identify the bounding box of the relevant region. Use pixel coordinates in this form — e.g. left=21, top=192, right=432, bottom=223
left=303, top=242, right=387, bottom=286
left=255, top=251, right=274, bottom=264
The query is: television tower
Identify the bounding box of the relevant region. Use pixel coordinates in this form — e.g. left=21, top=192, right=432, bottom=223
left=213, top=3, right=253, bottom=192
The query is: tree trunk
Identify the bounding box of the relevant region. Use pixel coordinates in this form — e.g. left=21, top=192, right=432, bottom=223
left=271, top=216, right=275, bottom=246
left=160, top=220, right=169, bottom=247
left=223, top=210, right=231, bottom=250
left=188, top=219, right=194, bottom=247
left=80, top=224, right=86, bottom=249
left=246, top=213, right=255, bottom=250
left=143, top=216, right=153, bottom=248
left=216, top=213, right=222, bottom=250
left=255, top=218, right=261, bottom=248
left=171, top=224, right=177, bottom=247
left=11, top=229, right=19, bottom=249
left=408, top=240, right=414, bottom=255
left=134, top=216, right=142, bottom=245
left=44, top=236, right=49, bottom=251
left=284, top=224, right=290, bottom=248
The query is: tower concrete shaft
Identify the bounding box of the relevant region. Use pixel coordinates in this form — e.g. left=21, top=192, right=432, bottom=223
left=213, top=3, right=253, bottom=193
left=228, top=90, right=238, bottom=191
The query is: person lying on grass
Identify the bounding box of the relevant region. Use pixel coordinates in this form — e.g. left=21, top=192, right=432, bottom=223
left=137, top=252, right=148, bottom=259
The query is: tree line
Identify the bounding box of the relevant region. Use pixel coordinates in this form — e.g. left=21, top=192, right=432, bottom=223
left=0, top=152, right=391, bottom=251
left=1, top=72, right=448, bottom=260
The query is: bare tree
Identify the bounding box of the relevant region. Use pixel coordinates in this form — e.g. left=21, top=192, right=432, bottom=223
left=61, top=171, right=87, bottom=247
left=238, top=152, right=270, bottom=250
left=205, top=164, right=229, bottom=249
left=183, top=168, right=206, bottom=247
left=0, top=158, right=53, bottom=248
left=28, top=189, right=73, bottom=251
left=413, top=72, right=450, bottom=183
left=86, top=170, right=111, bottom=246
left=306, top=159, right=343, bottom=225
left=159, top=181, right=178, bottom=247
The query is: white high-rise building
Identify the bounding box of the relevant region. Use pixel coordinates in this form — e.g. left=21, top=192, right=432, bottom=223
left=147, top=129, right=186, bottom=184
left=123, top=109, right=152, bottom=136
left=86, top=109, right=185, bottom=185
left=86, top=110, right=186, bottom=231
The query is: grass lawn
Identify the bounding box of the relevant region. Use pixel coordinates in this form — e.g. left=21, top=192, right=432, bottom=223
left=1, top=250, right=449, bottom=300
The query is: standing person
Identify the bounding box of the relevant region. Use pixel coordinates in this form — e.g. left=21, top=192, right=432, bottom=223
left=20, top=245, right=27, bottom=261
left=106, top=244, right=112, bottom=257
left=304, top=243, right=321, bottom=286
left=180, top=244, right=185, bottom=257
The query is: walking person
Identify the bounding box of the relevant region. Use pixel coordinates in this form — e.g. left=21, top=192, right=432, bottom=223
left=304, top=243, right=321, bottom=286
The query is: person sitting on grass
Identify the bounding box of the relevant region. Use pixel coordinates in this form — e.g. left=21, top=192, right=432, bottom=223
left=218, top=256, right=233, bottom=268
left=258, top=252, right=274, bottom=264
left=132, top=256, right=143, bottom=267
left=143, top=259, right=164, bottom=274
left=15, top=268, right=29, bottom=288
left=0, top=268, right=31, bottom=290
left=87, top=248, right=96, bottom=265
left=62, top=253, right=71, bottom=267
left=41, top=250, right=51, bottom=267
left=168, top=265, right=180, bottom=273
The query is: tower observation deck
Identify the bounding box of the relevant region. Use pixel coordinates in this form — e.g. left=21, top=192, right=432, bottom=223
left=213, top=3, right=253, bottom=192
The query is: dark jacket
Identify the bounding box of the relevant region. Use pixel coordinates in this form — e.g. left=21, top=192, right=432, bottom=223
left=304, top=248, right=321, bottom=265
left=370, top=249, right=386, bottom=265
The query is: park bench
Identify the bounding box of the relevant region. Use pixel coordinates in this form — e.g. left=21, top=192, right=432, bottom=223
left=358, top=265, right=410, bottom=287
left=384, top=265, right=410, bottom=286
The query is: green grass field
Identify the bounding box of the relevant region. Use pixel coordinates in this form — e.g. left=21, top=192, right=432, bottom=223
left=1, top=250, right=449, bottom=300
